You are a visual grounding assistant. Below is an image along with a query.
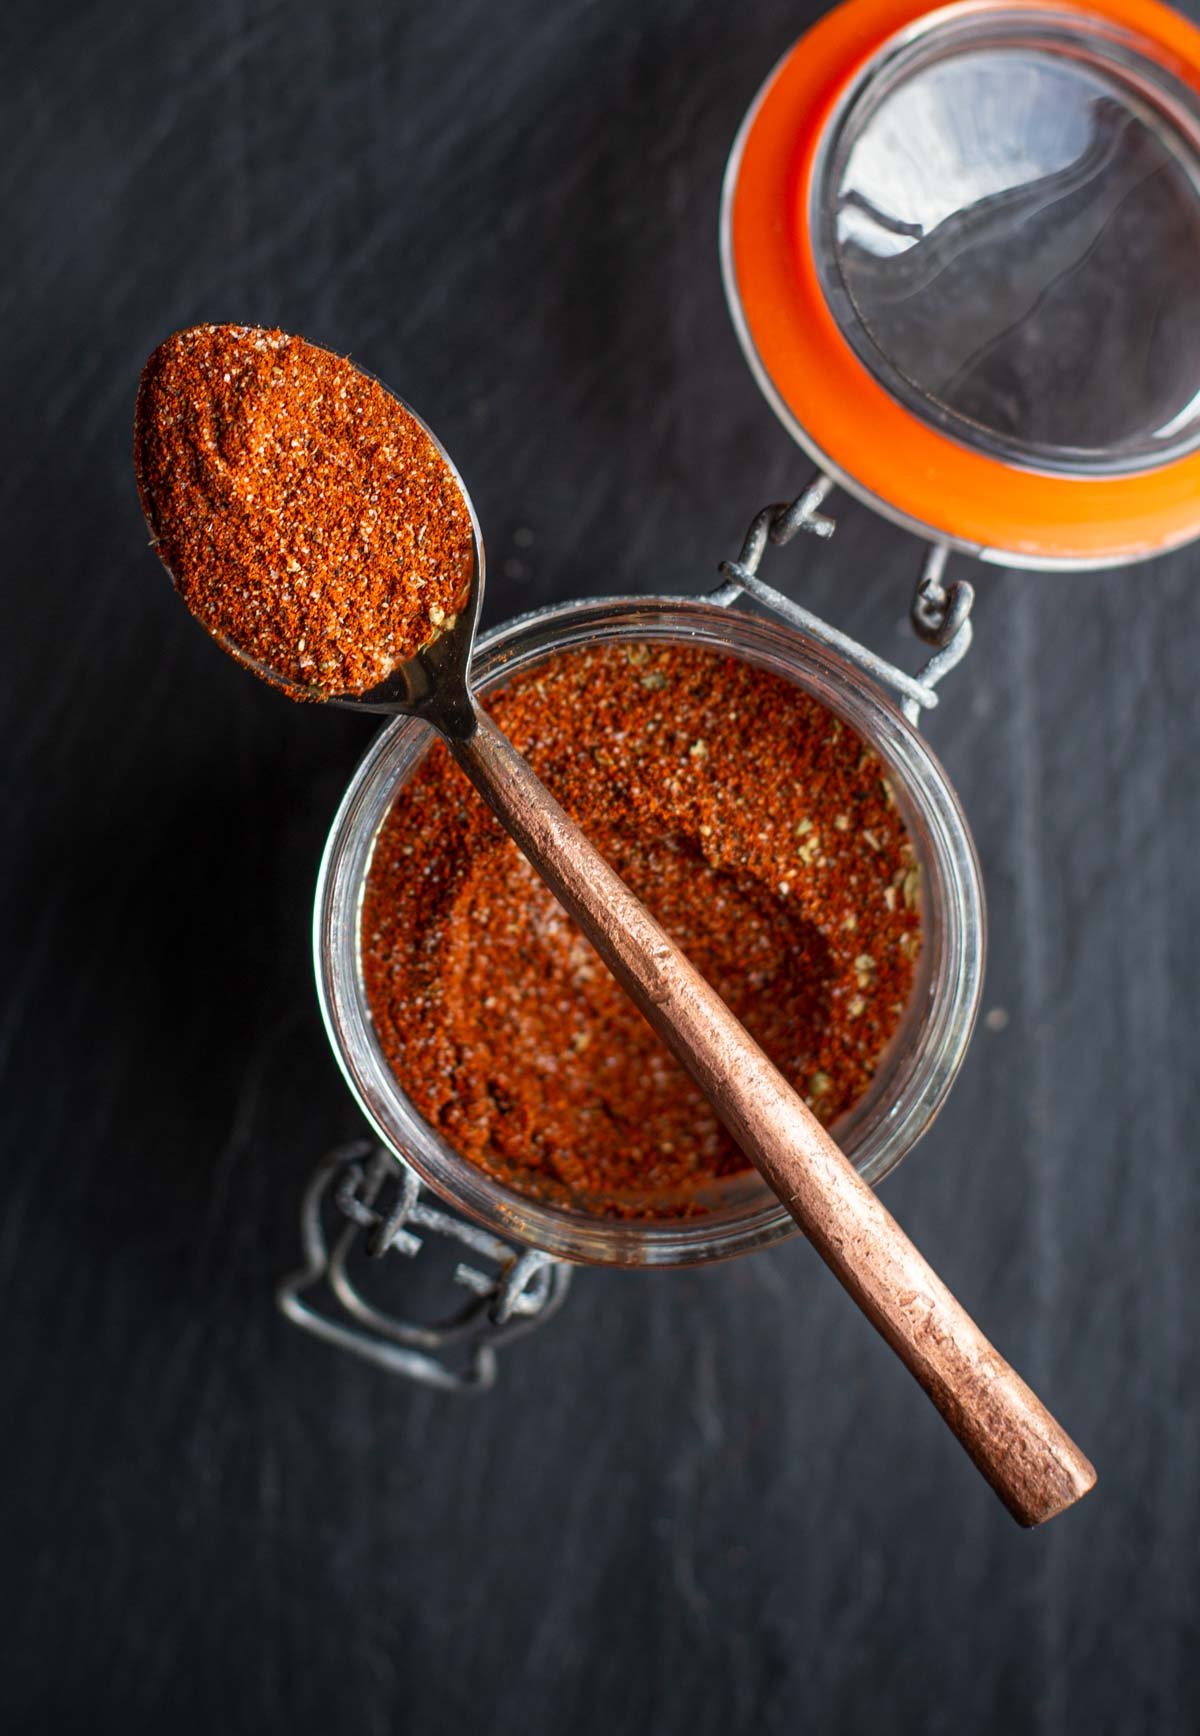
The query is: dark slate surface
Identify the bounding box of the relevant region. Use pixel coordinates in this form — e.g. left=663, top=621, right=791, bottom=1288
left=4, top=2, right=1198, bottom=1731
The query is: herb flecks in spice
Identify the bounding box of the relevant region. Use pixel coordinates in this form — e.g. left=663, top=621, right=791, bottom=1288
left=133, top=324, right=474, bottom=698
left=362, top=642, right=923, bottom=1220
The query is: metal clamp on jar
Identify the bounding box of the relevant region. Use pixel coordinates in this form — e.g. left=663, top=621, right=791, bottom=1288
left=280, top=0, right=1200, bottom=1389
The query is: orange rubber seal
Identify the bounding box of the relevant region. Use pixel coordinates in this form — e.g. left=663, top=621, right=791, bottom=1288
left=725, top=0, right=1200, bottom=565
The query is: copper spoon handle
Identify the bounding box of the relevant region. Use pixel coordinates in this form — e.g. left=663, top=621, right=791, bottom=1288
left=452, top=710, right=1095, bottom=1526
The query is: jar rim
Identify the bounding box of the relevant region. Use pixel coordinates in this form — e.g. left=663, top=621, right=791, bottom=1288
left=313, top=594, right=986, bottom=1267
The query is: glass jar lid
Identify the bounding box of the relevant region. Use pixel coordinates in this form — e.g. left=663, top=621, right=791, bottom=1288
left=722, top=0, right=1200, bottom=566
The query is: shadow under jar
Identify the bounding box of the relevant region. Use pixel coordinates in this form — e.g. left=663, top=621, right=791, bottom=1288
left=315, top=595, right=985, bottom=1268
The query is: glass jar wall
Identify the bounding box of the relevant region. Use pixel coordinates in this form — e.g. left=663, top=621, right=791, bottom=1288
left=314, top=595, right=985, bottom=1267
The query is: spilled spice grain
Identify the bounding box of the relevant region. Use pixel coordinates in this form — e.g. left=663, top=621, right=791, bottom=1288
left=362, top=641, right=922, bottom=1219
left=133, top=324, right=474, bottom=697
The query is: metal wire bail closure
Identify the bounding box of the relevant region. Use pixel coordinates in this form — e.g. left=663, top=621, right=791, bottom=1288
left=713, top=477, right=974, bottom=726
left=278, top=1142, right=572, bottom=1391
left=722, top=0, right=1200, bottom=568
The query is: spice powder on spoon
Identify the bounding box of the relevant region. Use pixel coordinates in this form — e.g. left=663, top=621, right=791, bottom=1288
left=133, top=324, right=474, bottom=697
left=363, top=640, right=921, bottom=1219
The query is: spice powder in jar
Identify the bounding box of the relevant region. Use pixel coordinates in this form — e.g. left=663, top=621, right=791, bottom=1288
left=363, top=641, right=922, bottom=1220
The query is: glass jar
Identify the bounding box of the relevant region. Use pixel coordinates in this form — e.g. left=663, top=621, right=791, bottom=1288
left=314, top=592, right=985, bottom=1269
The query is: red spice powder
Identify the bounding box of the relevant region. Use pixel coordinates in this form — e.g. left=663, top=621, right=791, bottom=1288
left=133, top=325, right=474, bottom=697
left=362, top=641, right=922, bottom=1219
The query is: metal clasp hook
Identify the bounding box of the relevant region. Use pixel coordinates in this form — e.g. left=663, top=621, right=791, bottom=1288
left=277, top=1142, right=572, bottom=1391
left=711, top=473, right=974, bottom=728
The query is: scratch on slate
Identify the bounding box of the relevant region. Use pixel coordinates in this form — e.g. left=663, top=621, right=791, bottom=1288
left=666, top=1323, right=726, bottom=1623
left=193, top=1009, right=300, bottom=1275
left=691, top=1323, right=725, bottom=1452
left=1119, top=581, right=1180, bottom=1727
left=1013, top=586, right=1062, bottom=1735
left=746, top=1248, right=791, bottom=1303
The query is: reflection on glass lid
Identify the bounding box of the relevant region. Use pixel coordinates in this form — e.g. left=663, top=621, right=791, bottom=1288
left=815, top=13, right=1200, bottom=474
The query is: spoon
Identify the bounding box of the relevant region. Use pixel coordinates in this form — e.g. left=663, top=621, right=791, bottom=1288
left=142, top=355, right=1095, bottom=1526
